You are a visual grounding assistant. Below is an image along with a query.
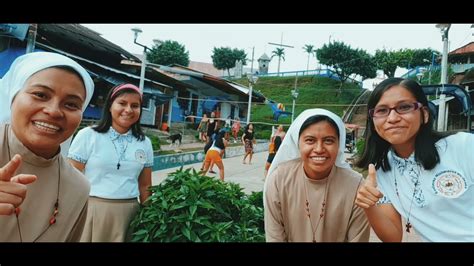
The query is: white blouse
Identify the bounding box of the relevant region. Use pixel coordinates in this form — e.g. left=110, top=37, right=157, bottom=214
left=68, top=126, right=154, bottom=199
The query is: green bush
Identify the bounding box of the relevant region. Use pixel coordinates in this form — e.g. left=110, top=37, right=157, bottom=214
left=255, top=130, right=272, bottom=140
left=356, top=139, right=365, bottom=158
left=130, top=168, right=264, bottom=242
left=147, top=134, right=161, bottom=151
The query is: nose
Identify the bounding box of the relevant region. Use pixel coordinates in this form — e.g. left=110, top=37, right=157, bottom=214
left=386, top=108, right=401, bottom=122
left=124, top=104, right=133, bottom=113
left=43, top=102, right=64, bottom=118
left=312, top=141, right=324, bottom=153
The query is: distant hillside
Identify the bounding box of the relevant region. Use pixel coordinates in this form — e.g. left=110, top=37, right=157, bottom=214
left=233, top=75, right=364, bottom=138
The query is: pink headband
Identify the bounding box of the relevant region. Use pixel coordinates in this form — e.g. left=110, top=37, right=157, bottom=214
left=110, top=84, right=142, bottom=99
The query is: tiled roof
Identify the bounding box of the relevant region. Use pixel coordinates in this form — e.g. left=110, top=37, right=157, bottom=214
left=449, top=42, right=474, bottom=55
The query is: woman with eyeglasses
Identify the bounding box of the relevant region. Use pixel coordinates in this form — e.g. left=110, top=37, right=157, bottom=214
left=355, top=78, right=473, bottom=242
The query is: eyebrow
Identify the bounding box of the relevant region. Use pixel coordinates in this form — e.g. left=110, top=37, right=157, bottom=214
left=303, top=134, right=338, bottom=140
left=29, top=84, right=85, bottom=102
left=376, top=100, right=415, bottom=107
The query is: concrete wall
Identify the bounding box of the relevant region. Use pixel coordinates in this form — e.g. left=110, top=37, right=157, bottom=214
left=152, top=141, right=269, bottom=171
left=141, top=98, right=156, bottom=125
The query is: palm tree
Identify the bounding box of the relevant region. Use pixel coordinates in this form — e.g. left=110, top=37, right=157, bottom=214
left=303, top=44, right=315, bottom=72
left=271, top=48, right=285, bottom=76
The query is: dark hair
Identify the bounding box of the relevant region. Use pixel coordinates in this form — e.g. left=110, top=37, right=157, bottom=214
left=213, top=130, right=227, bottom=150
left=244, top=123, right=253, bottom=132
left=355, top=77, right=450, bottom=171
left=274, top=136, right=282, bottom=152
left=93, top=84, right=145, bottom=141
left=298, top=115, right=340, bottom=140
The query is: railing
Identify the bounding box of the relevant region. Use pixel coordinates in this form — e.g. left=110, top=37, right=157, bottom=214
left=224, top=68, right=363, bottom=86
left=451, top=63, right=474, bottom=74
left=401, top=65, right=441, bottom=79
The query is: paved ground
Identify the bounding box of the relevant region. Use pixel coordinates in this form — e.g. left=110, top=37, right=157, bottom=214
left=152, top=150, right=422, bottom=242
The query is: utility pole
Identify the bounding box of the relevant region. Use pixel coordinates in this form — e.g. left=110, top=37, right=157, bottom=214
left=268, top=33, right=294, bottom=75
left=291, top=73, right=299, bottom=122
left=436, top=24, right=451, bottom=132
left=250, top=46, right=255, bottom=74
left=246, top=74, right=258, bottom=125
left=25, top=24, right=37, bottom=54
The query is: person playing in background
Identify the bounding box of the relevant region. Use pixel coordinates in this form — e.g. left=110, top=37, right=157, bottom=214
left=0, top=52, right=94, bottom=242
left=231, top=116, right=241, bottom=143
left=264, top=135, right=282, bottom=178
left=272, top=124, right=286, bottom=142
left=197, top=113, right=208, bottom=143
left=201, top=129, right=230, bottom=181
left=264, top=109, right=369, bottom=242
left=206, top=111, right=218, bottom=144
left=208, top=120, right=224, bottom=174
left=68, top=83, right=153, bottom=242
left=355, top=78, right=473, bottom=242
left=214, top=106, right=221, bottom=120
left=241, top=123, right=256, bottom=164
left=265, top=124, right=287, bottom=174
left=225, top=115, right=232, bottom=130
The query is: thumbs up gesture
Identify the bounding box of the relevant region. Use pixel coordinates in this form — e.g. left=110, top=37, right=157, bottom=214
left=356, top=164, right=383, bottom=209
left=0, top=154, right=37, bottom=215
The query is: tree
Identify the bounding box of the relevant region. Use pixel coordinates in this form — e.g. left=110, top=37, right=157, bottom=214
left=211, top=47, right=247, bottom=77
left=317, top=41, right=375, bottom=92
left=146, top=40, right=189, bottom=66
left=374, top=49, right=404, bottom=78
left=303, top=44, right=316, bottom=72
left=316, top=41, right=355, bottom=83
left=233, top=48, right=248, bottom=66
left=410, top=48, right=439, bottom=68
left=271, top=48, right=285, bottom=76
left=353, top=49, right=377, bottom=81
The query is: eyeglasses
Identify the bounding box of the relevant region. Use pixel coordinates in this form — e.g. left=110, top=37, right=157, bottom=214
left=369, top=102, right=423, bottom=118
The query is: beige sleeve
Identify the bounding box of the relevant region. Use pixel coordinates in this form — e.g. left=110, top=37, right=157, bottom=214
left=66, top=201, right=88, bottom=242
left=347, top=203, right=370, bottom=242
left=264, top=171, right=287, bottom=242
left=346, top=178, right=370, bottom=242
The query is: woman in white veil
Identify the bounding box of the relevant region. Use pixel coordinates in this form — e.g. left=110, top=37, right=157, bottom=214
left=0, top=51, right=94, bottom=156
left=264, top=108, right=369, bottom=242
left=0, top=52, right=94, bottom=242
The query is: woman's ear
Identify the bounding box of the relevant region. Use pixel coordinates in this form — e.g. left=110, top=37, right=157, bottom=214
left=422, top=107, right=429, bottom=124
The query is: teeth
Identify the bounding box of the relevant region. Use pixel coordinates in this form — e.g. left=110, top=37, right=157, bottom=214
left=34, top=121, right=60, bottom=132
left=310, top=157, right=326, bottom=161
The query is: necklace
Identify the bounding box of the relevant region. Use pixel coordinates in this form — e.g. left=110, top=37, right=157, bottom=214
left=303, top=174, right=331, bottom=242
left=6, top=126, right=60, bottom=242
left=393, top=162, right=420, bottom=233
left=110, top=131, right=130, bottom=170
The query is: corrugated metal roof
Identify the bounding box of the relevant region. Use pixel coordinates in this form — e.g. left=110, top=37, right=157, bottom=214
left=37, top=24, right=139, bottom=69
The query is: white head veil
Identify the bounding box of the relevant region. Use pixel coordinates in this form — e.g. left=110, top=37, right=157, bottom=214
left=266, top=108, right=350, bottom=180
left=0, top=52, right=94, bottom=156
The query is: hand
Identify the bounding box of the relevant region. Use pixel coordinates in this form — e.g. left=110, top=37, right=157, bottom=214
left=355, top=164, right=383, bottom=209
left=0, top=154, right=37, bottom=215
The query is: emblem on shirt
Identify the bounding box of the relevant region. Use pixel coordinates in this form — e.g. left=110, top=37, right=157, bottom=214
left=135, top=149, right=147, bottom=164
left=432, top=170, right=467, bottom=198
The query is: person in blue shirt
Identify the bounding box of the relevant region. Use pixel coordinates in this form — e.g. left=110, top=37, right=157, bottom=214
left=355, top=78, right=473, bottom=242
left=68, top=83, right=154, bottom=242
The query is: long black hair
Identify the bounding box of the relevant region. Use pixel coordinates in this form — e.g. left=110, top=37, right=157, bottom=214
left=273, top=135, right=282, bottom=152
left=355, top=78, right=450, bottom=171
left=93, top=84, right=145, bottom=141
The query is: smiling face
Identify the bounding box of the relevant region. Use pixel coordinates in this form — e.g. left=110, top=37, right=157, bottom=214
left=372, top=85, right=428, bottom=157
left=298, top=121, right=339, bottom=180
left=109, top=92, right=141, bottom=134
left=10, top=67, right=86, bottom=158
